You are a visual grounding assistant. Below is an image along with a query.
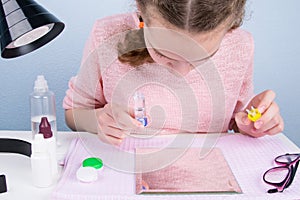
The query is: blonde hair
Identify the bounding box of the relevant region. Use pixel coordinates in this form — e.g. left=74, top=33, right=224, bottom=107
left=118, top=0, right=247, bottom=67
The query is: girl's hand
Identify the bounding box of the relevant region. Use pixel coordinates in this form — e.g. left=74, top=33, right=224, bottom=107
left=96, top=103, right=142, bottom=145
left=235, top=90, right=284, bottom=137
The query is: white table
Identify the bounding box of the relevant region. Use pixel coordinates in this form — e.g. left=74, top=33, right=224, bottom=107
left=0, top=131, right=87, bottom=200
left=0, top=131, right=299, bottom=200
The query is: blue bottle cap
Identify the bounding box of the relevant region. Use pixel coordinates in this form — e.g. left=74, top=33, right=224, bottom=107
left=137, top=117, right=147, bottom=127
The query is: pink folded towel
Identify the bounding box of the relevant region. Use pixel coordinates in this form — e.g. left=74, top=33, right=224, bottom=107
left=51, top=133, right=300, bottom=200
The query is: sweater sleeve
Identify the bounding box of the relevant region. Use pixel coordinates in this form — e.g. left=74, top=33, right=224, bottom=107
left=62, top=21, right=106, bottom=110
left=229, top=32, right=255, bottom=130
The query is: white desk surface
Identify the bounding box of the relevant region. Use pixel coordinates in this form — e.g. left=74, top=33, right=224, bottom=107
left=0, top=131, right=83, bottom=200
left=0, top=131, right=299, bottom=200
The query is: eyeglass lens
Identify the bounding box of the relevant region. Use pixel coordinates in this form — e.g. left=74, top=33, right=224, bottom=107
left=264, top=167, right=290, bottom=183
left=276, top=154, right=300, bottom=164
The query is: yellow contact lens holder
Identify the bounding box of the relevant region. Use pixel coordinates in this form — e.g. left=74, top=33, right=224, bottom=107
left=246, top=106, right=262, bottom=122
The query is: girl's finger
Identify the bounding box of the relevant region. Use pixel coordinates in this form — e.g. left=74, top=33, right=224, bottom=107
left=116, top=111, right=143, bottom=130
left=255, top=113, right=281, bottom=133
left=106, top=104, right=142, bottom=130
left=105, top=126, right=128, bottom=139
left=263, top=124, right=284, bottom=136
left=235, top=111, right=251, bottom=127
left=97, top=131, right=124, bottom=146
left=250, top=90, right=276, bottom=113
left=98, top=111, right=127, bottom=139
left=253, top=101, right=279, bottom=130
left=263, top=116, right=284, bottom=135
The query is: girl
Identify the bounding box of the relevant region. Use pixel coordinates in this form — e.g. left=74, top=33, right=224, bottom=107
left=63, top=0, right=284, bottom=145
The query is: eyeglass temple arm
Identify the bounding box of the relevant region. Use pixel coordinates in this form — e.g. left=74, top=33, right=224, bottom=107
left=285, top=160, right=299, bottom=189
left=267, top=188, right=278, bottom=193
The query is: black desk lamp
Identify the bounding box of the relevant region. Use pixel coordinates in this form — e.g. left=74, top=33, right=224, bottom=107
left=0, top=0, right=65, bottom=58
left=0, top=0, right=64, bottom=193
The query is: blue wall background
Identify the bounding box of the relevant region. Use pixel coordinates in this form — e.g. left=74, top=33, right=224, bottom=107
left=0, top=1, right=299, bottom=146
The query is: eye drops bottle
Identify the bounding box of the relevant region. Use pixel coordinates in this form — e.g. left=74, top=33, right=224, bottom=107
left=134, top=92, right=147, bottom=126
left=30, top=75, right=57, bottom=140
left=39, top=117, right=58, bottom=178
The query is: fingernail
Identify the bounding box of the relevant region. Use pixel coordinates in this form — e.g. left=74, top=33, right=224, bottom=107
left=113, top=139, right=122, bottom=146
left=132, top=119, right=143, bottom=127
left=122, top=132, right=129, bottom=138
left=136, top=121, right=144, bottom=128
left=242, top=116, right=250, bottom=125
left=258, top=105, right=266, bottom=113
left=117, top=138, right=124, bottom=145
left=254, top=120, right=263, bottom=129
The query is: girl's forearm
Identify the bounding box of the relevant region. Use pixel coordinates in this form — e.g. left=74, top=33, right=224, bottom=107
left=65, top=109, right=100, bottom=134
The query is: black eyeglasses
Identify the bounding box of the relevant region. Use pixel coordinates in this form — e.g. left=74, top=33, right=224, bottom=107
left=263, top=153, right=299, bottom=193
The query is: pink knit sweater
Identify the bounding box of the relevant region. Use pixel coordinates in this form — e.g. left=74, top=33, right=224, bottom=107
left=63, top=13, right=254, bottom=133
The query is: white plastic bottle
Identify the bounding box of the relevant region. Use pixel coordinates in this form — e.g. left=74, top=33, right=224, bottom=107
left=39, top=117, right=58, bottom=178
left=31, top=134, right=53, bottom=187
left=30, top=75, right=57, bottom=140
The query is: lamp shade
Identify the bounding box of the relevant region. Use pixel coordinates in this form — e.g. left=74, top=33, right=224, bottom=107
left=0, top=0, right=64, bottom=58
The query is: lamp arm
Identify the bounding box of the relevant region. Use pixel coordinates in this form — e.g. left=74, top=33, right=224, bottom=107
left=0, top=138, right=32, bottom=193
